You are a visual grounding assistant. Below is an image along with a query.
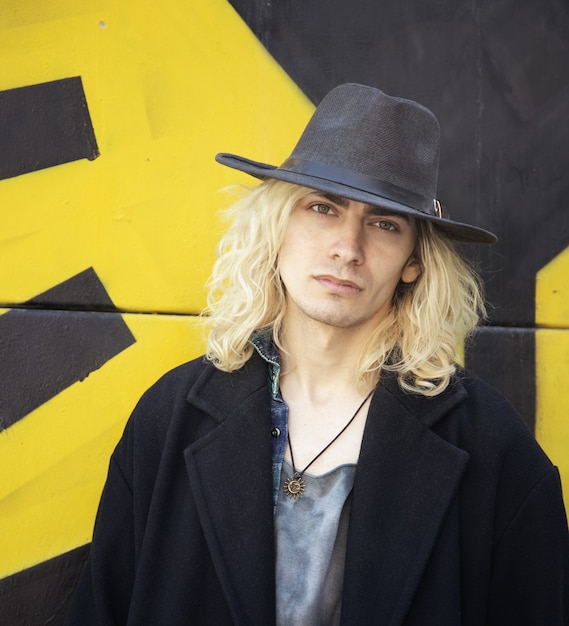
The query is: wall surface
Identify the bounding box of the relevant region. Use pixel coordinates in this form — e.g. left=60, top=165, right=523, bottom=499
left=0, top=1, right=567, bottom=623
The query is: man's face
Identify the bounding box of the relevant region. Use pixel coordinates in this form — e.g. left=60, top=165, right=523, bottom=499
left=278, top=192, right=421, bottom=334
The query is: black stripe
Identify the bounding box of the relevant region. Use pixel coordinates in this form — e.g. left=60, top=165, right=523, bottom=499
left=0, top=77, right=99, bottom=180
left=0, top=544, right=89, bottom=626
left=465, top=327, right=535, bottom=432
left=0, top=269, right=135, bottom=430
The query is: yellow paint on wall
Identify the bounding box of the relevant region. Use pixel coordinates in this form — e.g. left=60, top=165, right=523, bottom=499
left=0, top=0, right=314, bottom=581
left=0, top=311, right=205, bottom=578
left=536, top=245, right=569, bottom=329
left=0, top=0, right=313, bottom=314
left=536, top=246, right=569, bottom=506
left=0, top=427, right=117, bottom=577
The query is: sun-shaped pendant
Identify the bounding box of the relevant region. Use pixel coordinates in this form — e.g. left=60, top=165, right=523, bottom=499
left=283, top=472, right=306, bottom=499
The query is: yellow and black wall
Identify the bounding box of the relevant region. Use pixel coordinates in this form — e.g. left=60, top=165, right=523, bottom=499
left=0, top=1, right=567, bottom=623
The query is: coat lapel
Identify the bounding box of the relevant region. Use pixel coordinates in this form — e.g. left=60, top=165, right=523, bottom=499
left=183, top=356, right=276, bottom=625
left=342, top=374, right=469, bottom=626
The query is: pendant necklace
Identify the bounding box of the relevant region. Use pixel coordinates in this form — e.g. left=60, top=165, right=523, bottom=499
left=283, top=388, right=374, bottom=499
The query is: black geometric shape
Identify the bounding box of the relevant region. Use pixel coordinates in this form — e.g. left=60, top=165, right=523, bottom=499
left=465, top=327, right=535, bottom=432
left=0, top=544, right=89, bottom=626
left=0, top=77, right=99, bottom=181
left=0, top=269, right=135, bottom=430
left=25, top=267, right=118, bottom=312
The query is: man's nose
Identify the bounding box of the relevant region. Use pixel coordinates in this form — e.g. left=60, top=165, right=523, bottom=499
left=329, top=219, right=365, bottom=264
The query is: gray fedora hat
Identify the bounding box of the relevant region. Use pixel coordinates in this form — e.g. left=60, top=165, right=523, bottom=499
left=216, top=83, right=497, bottom=244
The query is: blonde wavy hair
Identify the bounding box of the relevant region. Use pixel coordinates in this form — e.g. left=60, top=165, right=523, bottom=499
left=203, top=179, right=486, bottom=397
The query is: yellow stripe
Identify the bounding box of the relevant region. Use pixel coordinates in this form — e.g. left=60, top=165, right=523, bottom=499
left=536, top=245, right=569, bottom=507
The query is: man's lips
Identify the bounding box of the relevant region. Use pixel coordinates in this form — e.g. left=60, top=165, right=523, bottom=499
left=314, top=275, right=363, bottom=294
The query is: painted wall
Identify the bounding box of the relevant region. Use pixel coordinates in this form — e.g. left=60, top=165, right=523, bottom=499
left=0, top=1, right=567, bottom=623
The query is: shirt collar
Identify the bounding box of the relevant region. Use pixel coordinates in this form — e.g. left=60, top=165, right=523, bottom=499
left=249, top=328, right=281, bottom=399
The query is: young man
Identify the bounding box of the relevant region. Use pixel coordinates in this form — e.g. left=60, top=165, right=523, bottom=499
left=66, top=84, right=569, bottom=625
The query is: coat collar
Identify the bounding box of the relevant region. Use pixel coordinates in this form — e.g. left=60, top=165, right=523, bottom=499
left=184, top=354, right=469, bottom=626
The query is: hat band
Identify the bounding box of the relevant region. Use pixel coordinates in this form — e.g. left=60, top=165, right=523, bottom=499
left=281, top=157, right=435, bottom=215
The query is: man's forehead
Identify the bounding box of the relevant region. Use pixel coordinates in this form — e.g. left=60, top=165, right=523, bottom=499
left=310, top=191, right=411, bottom=220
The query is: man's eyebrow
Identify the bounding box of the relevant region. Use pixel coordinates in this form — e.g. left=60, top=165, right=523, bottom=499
left=317, top=192, right=350, bottom=207
left=366, top=205, right=410, bottom=221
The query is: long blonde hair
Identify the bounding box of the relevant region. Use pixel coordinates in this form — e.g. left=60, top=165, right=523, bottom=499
left=203, top=179, right=486, bottom=396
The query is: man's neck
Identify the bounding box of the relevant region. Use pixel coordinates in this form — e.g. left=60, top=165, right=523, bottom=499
left=279, top=316, right=372, bottom=402
left=278, top=317, right=376, bottom=473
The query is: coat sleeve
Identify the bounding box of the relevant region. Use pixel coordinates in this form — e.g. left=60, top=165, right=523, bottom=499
left=64, top=435, right=136, bottom=626
left=486, top=466, right=569, bottom=625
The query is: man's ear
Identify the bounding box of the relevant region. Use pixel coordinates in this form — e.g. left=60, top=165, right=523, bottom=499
left=401, top=257, right=422, bottom=284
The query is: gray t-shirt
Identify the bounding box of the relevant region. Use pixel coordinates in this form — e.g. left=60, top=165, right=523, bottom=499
left=275, top=460, right=356, bottom=626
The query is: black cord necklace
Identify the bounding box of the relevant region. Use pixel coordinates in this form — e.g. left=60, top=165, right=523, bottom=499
left=283, top=388, right=374, bottom=499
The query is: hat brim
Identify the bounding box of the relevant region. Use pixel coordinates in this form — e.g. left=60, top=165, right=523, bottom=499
left=216, top=152, right=497, bottom=244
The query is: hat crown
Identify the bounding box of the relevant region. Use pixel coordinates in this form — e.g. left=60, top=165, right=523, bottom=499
left=290, top=83, right=440, bottom=200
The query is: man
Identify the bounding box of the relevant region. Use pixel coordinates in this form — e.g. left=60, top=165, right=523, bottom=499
left=66, top=84, right=569, bottom=625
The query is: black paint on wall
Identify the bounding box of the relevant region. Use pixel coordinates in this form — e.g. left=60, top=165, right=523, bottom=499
left=0, top=77, right=99, bottom=180
left=0, top=269, right=135, bottom=430
left=0, top=544, right=89, bottom=626
left=465, top=327, right=536, bottom=430
left=226, top=0, right=569, bottom=426
left=25, top=267, right=119, bottom=311
left=227, top=0, right=569, bottom=326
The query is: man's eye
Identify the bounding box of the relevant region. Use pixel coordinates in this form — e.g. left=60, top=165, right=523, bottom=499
left=311, top=203, right=333, bottom=215
left=373, top=219, right=397, bottom=231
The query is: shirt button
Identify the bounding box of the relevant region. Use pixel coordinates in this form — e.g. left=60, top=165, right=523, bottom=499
left=271, top=427, right=281, bottom=438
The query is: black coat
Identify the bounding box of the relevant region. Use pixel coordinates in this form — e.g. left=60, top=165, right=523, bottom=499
left=66, top=353, right=569, bottom=625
